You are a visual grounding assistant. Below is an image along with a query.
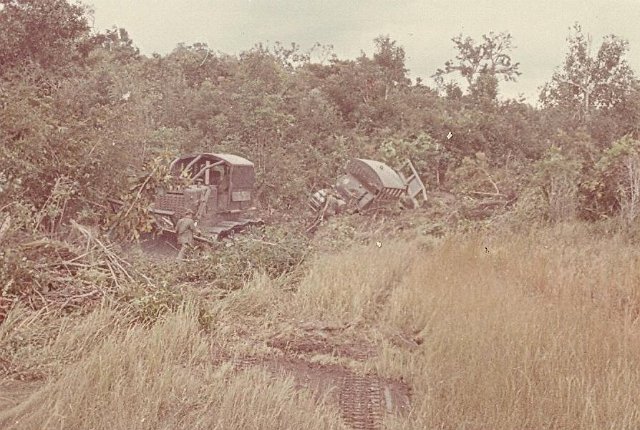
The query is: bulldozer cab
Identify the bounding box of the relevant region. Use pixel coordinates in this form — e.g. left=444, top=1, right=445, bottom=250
left=108, top=152, right=261, bottom=243
left=168, top=153, right=255, bottom=214
left=146, top=153, right=258, bottom=238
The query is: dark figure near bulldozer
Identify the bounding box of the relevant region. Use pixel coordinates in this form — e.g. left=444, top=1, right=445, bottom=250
left=176, top=209, right=199, bottom=261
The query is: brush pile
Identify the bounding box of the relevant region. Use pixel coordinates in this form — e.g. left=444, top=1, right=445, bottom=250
left=0, top=220, right=148, bottom=322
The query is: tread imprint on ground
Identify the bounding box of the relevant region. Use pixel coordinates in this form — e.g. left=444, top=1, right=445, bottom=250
left=214, top=350, right=410, bottom=430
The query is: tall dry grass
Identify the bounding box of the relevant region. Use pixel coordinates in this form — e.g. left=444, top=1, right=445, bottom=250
left=2, top=223, right=640, bottom=429
left=291, top=224, right=640, bottom=428
left=0, top=303, right=344, bottom=430
left=376, top=224, right=640, bottom=429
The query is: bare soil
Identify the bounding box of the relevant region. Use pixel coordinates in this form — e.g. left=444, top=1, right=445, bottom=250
left=216, top=332, right=411, bottom=430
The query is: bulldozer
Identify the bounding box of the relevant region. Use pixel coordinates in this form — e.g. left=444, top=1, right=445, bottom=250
left=307, top=158, right=427, bottom=231
left=110, top=153, right=262, bottom=243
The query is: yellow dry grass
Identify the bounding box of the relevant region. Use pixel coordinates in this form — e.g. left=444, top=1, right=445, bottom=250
left=0, top=304, right=344, bottom=430
left=373, top=225, right=640, bottom=429
left=2, top=222, right=640, bottom=429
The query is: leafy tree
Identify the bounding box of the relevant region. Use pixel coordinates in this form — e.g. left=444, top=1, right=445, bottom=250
left=468, top=72, right=498, bottom=102
left=308, top=36, right=412, bottom=131
left=590, top=136, right=640, bottom=222
left=373, top=35, right=410, bottom=87
left=0, top=0, right=90, bottom=74
left=90, top=26, right=140, bottom=64
left=379, top=133, right=450, bottom=188
left=532, top=146, right=583, bottom=222
left=434, top=31, right=521, bottom=100
left=540, top=23, right=637, bottom=124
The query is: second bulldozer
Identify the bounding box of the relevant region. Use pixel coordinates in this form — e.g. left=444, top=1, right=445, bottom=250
left=307, top=158, right=427, bottom=230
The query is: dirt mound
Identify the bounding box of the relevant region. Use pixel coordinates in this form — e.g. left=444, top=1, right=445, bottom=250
left=266, top=336, right=376, bottom=362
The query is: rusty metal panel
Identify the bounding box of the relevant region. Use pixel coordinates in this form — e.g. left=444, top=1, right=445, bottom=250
left=232, top=191, right=251, bottom=202
left=230, top=166, right=255, bottom=188
left=348, top=159, right=406, bottom=191
left=356, top=192, right=375, bottom=211
left=154, top=193, right=187, bottom=214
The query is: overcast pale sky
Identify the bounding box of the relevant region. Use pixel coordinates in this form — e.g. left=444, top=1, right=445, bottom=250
left=87, top=0, right=640, bottom=103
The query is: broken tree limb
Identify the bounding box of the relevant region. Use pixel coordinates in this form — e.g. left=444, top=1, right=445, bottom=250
left=0, top=214, right=11, bottom=243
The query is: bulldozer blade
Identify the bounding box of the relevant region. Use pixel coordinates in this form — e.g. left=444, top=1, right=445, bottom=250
left=399, top=159, right=428, bottom=204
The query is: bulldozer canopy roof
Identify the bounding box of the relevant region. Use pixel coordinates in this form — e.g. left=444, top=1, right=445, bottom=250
left=169, top=153, right=255, bottom=190
left=346, top=158, right=406, bottom=191
left=211, top=153, right=254, bottom=167
left=172, top=153, right=253, bottom=168
left=170, top=153, right=253, bottom=176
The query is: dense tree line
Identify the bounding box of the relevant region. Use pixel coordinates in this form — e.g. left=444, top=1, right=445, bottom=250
left=2, top=0, right=640, bottom=233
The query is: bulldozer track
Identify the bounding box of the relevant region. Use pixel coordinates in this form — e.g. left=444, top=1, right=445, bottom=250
left=215, top=351, right=410, bottom=430
left=339, top=373, right=384, bottom=430
left=212, top=323, right=413, bottom=430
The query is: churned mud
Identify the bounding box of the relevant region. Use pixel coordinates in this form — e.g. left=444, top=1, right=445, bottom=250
left=216, top=333, right=411, bottom=430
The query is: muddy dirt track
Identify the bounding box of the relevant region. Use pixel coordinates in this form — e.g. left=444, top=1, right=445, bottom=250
left=220, top=337, right=411, bottom=430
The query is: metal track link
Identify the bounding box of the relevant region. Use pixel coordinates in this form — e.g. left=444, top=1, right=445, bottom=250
left=339, top=373, right=383, bottom=430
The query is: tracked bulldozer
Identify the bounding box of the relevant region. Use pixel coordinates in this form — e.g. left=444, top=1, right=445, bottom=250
left=110, top=153, right=262, bottom=243
left=307, top=158, right=427, bottom=231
